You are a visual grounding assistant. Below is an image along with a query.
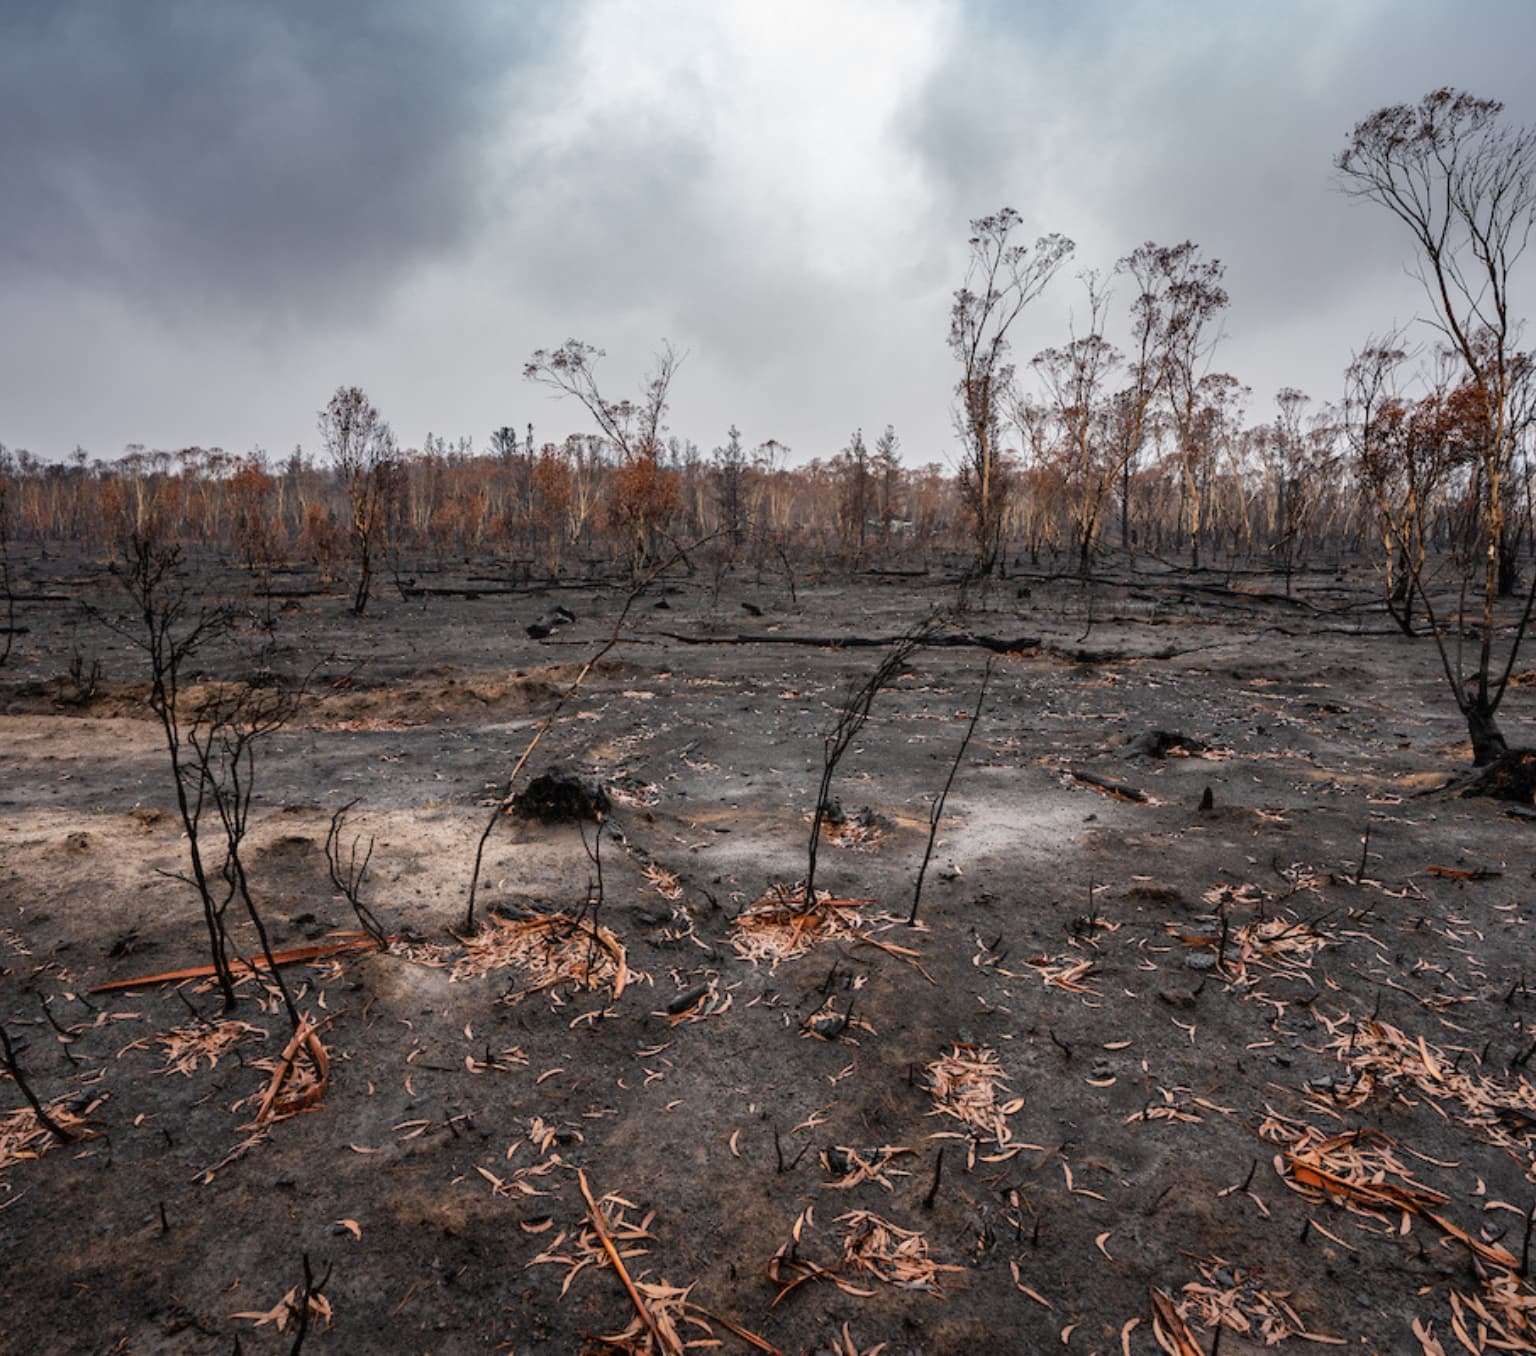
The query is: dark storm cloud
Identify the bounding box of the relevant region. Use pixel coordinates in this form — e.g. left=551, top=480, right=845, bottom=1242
left=8, top=1, right=1536, bottom=463
left=509, top=108, right=716, bottom=316
left=901, top=0, right=1536, bottom=368
left=0, top=2, right=566, bottom=318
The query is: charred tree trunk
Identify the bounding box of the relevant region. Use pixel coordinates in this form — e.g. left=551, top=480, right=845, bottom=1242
left=1465, top=696, right=1509, bottom=767
left=1499, top=529, right=1522, bottom=598
left=352, top=530, right=373, bottom=616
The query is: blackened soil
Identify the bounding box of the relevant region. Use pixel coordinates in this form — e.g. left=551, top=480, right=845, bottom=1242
left=2, top=549, right=1534, bottom=1354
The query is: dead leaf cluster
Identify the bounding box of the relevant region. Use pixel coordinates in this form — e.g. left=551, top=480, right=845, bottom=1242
left=532, top=1170, right=782, bottom=1356
left=529, top=1188, right=656, bottom=1297
left=729, top=887, right=877, bottom=969
left=154, top=1018, right=264, bottom=1077
left=836, top=1210, right=962, bottom=1294
left=820, top=1144, right=915, bottom=1192
left=1225, top=912, right=1334, bottom=985
left=1266, top=1119, right=1517, bottom=1270
left=232, top=1282, right=333, bottom=1334
left=923, top=1043, right=1023, bottom=1154
left=1323, top=1016, right=1536, bottom=1161
left=452, top=911, right=629, bottom=1003
left=1028, top=954, right=1099, bottom=994
left=1175, top=1255, right=1343, bottom=1346
left=1450, top=1271, right=1536, bottom=1353
left=768, top=1205, right=960, bottom=1304
left=593, top=1276, right=716, bottom=1354
left=0, top=1096, right=100, bottom=1175
left=641, top=862, right=684, bottom=900
left=1125, top=1084, right=1232, bottom=1127
left=654, top=974, right=731, bottom=1026
left=819, top=814, right=883, bottom=851
left=249, top=1015, right=330, bottom=1124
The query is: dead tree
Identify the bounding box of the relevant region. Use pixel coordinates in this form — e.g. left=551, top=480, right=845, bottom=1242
left=1339, top=89, right=1536, bottom=763
left=0, top=468, right=14, bottom=667
left=1153, top=244, right=1230, bottom=569
left=184, top=677, right=306, bottom=1030
left=1346, top=340, right=1426, bottom=634
left=1029, top=273, right=1124, bottom=577
left=325, top=802, right=389, bottom=948
left=101, top=532, right=307, bottom=1025
left=910, top=660, right=991, bottom=924
left=524, top=341, right=682, bottom=574
left=805, top=623, right=935, bottom=903
left=101, top=533, right=241, bottom=1005
left=951, top=210, right=1073, bottom=576
left=318, top=386, right=397, bottom=617
left=713, top=425, right=750, bottom=551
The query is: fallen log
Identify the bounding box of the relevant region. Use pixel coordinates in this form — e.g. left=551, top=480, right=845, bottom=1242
left=1043, top=641, right=1210, bottom=664
left=88, top=931, right=384, bottom=993
left=1426, top=863, right=1502, bottom=881
left=1064, top=768, right=1149, bottom=803
left=1155, top=579, right=1322, bottom=610
left=657, top=630, right=1038, bottom=654
left=1121, top=729, right=1208, bottom=759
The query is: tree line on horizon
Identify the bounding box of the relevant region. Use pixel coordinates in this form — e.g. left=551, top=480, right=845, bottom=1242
left=0, top=376, right=1507, bottom=587
left=3, top=88, right=1536, bottom=765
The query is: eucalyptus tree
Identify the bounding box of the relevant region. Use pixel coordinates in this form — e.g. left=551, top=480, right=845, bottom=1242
left=318, top=386, right=397, bottom=616
left=949, top=209, right=1073, bottom=575
left=1339, top=89, right=1536, bottom=763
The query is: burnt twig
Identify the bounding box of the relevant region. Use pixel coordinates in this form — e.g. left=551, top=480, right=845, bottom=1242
left=325, top=801, right=388, bottom=948
left=0, top=1020, right=73, bottom=1143
left=910, top=659, right=991, bottom=925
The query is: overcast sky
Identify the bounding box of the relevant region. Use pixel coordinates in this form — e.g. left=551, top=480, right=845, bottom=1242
left=5, top=0, right=1536, bottom=469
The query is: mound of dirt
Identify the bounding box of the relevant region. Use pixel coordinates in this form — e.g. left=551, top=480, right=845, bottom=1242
left=1121, top=728, right=1209, bottom=758
left=511, top=769, right=611, bottom=822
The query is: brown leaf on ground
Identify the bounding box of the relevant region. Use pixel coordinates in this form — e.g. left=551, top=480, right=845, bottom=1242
left=819, top=1144, right=915, bottom=1192
left=528, top=1188, right=656, bottom=1299
left=1175, top=1255, right=1344, bottom=1346
left=771, top=1209, right=961, bottom=1301
left=1269, top=1119, right=1519, bottom=1271
left=155, top=1018, right=265, bottom=1077
left=1322, top=1014, right=1536, bottom=1163
left=231, top=1283, right=333, bottom=1334
left=1150, top=1286, right=1204, bottom=1356
left=729, top=886, right=878, bottom=968
left=451, top=911, right=630, bottom=1002
left=924, top=1043, right=1022, bottom=1151
left=0, top=1096, right=104, bottom=1175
